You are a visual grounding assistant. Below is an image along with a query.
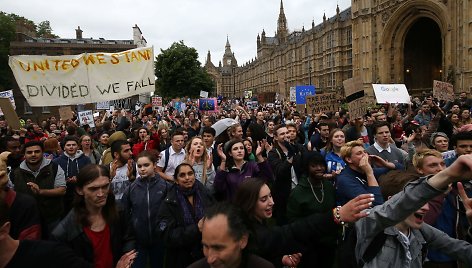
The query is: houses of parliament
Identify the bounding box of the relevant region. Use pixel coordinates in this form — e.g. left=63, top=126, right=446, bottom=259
left=204, top=0, right=472, bottom=100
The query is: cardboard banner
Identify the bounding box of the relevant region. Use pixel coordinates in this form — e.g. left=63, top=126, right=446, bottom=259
left=343, top=77, right=363, bottom=97
left=372, top=84, right=410, bottom=104
left=306, top=93, right=340, bottom=114
left=78, top=110, right=95, bottom=127
left=9, top=47, right=155, bottom=107
left=0, top=90, right=15, bottom=116
left=58, top=106, right=74, bottom=121
left=433, top=80, right=454, bottom=101
left=348, top=97, right=368, bottom=120
left=199, top=98, right=217, bottom=111
left=96, top=101, right=110, bottom=110
left=0, top=98, right=21, bottom=130
left=152, top=96, right=162, bottom=107
left=289, top=87, right=296, bottom=102
left=295, top=85, right=315, bottom=104
left=199, top=90, right=209, bottom=98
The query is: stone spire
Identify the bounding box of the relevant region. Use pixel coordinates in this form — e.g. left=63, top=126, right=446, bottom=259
left=224, top=36, right=232, bottom=56
left=277, top=0, right=288, bottom=43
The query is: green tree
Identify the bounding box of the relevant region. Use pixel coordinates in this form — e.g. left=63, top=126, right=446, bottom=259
left=36, top=20, right=58, bottom=38
left=155, top=41, right=214, bottom=98
left=0, top=12, right=15, bottom=91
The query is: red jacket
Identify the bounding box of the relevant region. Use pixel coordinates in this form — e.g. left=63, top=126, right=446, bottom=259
left=132, top=140, right=156, bottom=156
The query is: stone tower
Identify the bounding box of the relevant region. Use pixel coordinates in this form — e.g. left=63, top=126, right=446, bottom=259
left=276, top=0, right=288, bottom=43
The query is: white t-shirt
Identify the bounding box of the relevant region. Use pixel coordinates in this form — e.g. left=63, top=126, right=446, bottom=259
left=157, top=146, right=186, bottom=178
left=110, top=164, right=130, bottom=200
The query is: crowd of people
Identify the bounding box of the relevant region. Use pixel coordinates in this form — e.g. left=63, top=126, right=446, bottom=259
left=2, top=93, right=472, bottom=267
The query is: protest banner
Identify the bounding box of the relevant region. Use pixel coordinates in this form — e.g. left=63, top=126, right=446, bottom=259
left=199, top=90, right=209, bottom=98
left=0, top=98, right=20, bottom=130
left=78, top=110, right=95, bottom=128
left=199, top=98, right=217, bottom=111
left=348, top=97, right=368, bottom=120
left=290, top=87, right=296, bottom=102
left=96, top=101, right=110, bottom=110
left=295, top=85, right=315, bottom=104
left=306, top=93, right=340, bottom=114
left=343, top=76, right=363, bottom=97
left=372, top=84, right=410, bottom=103
left=8, top=47, right=155, bottom=107
left=152, top=96, right=162, bottom=107
left=247, top=101, right=259, bottom=110
left=58, top=106, right=74, bottom=121
left=433, top=80, right=454, bottom=101
left=0, top=90, right=15, bottom=116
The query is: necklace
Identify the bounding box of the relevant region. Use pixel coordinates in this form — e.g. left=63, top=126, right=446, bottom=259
left=307, top=178, right=324, bottom=203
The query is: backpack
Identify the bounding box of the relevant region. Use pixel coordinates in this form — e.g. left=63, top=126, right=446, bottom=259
left=162, top=147, right=170, bottom=173
left=338, top=227, right=388, bottom=268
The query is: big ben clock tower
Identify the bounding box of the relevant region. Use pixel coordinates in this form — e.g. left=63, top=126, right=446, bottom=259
left=222, top=36, right=236, bottom=67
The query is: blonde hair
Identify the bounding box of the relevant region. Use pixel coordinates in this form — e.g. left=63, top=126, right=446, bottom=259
left=412, top=149, right=442, bottom=169
left=184, top=136, right=210, bottom=184
left=340, top=140, right=364, bottom=160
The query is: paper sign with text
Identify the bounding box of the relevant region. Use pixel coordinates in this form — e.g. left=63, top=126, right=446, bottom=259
left=199, top=90, right=209, bottom=98
left=78, top=110, right=95, bottom=128
left=96, top=101, right=110, bottom=110
left=152, top=96, right=162, bottom=107
left=433, top=80, right=454, bottom=101
left=372, top=84, right=410, bottom=104
left=348, top=97, right=368, bottom=120
left=289, top=87, right=296, bottom=102
left=306, top=93, right=340, bottom=114
left=9, top=47, right=155, bottom=107
left=0, top=98, right=20, bottom=130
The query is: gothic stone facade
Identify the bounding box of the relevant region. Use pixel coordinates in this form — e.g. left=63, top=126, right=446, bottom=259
left=206, top=0, right=472, bottom=100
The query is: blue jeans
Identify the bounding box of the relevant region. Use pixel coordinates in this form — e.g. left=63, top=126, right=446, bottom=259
left=132, top=242, right=165, bottom=268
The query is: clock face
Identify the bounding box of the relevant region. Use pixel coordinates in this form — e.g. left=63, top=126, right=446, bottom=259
left=227, top=59, right=231, bottom=65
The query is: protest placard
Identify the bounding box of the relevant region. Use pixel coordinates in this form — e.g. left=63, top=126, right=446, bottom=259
left=199, top=90, right=209, bottom=98
left=372, top=84, right=410, bottom=103
left=295, top=85, right=315, bottom=104
left=247, top=101, right=259, bottom=110
left=0, top=98, right=20, bottom=130
left=348, top=97, right=368, bottom=120
left=306, top=93, right=340, bottom=114
left=343, top=76, right=363, bottom=97
left=78, top=110, right=95, bottom=127
left=58, top=106, right=74, bottom=121
left=152, top=96, right=162, bottom=107
left=433, top=80, right=454, bottom=101
left=289, top=87, right=296, bottom=102
left=96, top=101, right=110, bottom=110
left=0, top=90, right=15, bottom=116
left=199, top=98, right=217, bottom=111
left=9, top=47, right=155, bottom=107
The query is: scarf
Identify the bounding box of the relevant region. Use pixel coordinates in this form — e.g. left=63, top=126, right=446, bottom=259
left=176, top=184, right=205, bottom=226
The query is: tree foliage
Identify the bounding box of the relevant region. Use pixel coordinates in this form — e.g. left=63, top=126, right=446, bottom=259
left=37, top=20, right=58, bottom=38
left=155, top=41, right=214, bottom=98
left=0, top=12, right=15, bottom=90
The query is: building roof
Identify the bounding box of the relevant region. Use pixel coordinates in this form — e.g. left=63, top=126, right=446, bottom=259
left=19, top=35, right=134, bottom=45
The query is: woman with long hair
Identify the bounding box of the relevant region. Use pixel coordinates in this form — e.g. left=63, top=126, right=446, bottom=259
left=157, top=163, right=214, bottom=268
left=184, top=136, right=215, bottom=193
left=321, top=128, right=347, bottom=175
left=51, top=164, right=136, bottom=267
left=233, top=178, right=373, bottom=267
left=79, top=135, right=101, bottom=164
left=157, top=127, right=171, bottom=152
left=214, top=139, right=273, bottom=201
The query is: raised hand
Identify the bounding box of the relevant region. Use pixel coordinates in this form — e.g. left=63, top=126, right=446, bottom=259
left=217, top=143, right=226, bottom=161
left=359, top=154, right=374, bottom=175
left=281, top=253, right=302, bottom=268
left=338, top=193, right=375, bottom=223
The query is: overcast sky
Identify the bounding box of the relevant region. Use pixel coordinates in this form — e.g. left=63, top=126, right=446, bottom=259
left=3, top=0, right=351, bottom=65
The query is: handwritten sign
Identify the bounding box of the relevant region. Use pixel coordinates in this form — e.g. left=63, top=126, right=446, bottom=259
left=348, top=97, right=368, bottom=120
left=372, top=84, right=410, bottom=103
left=8, top=47, right=155, bottom=107
left=58, top=106, right=74, bottom=121
left=433, top=80, right=454, bottom=101
left=96, top=101, right=110, bottom=110
left=306, top=93, right=340, bottom=114
left=295, top=85, right=315, bottom=104
left=200, top=90, right=209, bottom=98
left=0, top=98, right=20, bottom=130
left=152, top=96, right=162, bottom=107
left=78, top=110, right=95, bottom=128
left=289, top=87, right=296, bottom=102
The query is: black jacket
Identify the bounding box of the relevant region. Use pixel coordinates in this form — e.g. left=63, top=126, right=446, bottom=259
left=50, top=209, right=135, bottom=265
left=157, top=182, right=214, bottom=268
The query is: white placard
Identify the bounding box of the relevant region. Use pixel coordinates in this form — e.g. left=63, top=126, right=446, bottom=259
left=372, top=84, right=410, bottom=104
left=96, top=101, right=110, bottom=110
left=289, top=87, right=296, bottom=102
left=78, top=110, right=95, bottom=127
left=199, top=90, right=208, bottom=98
left=0, top=90, right=15, bottom=116
left=9, top=47, right=155, bottom=107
